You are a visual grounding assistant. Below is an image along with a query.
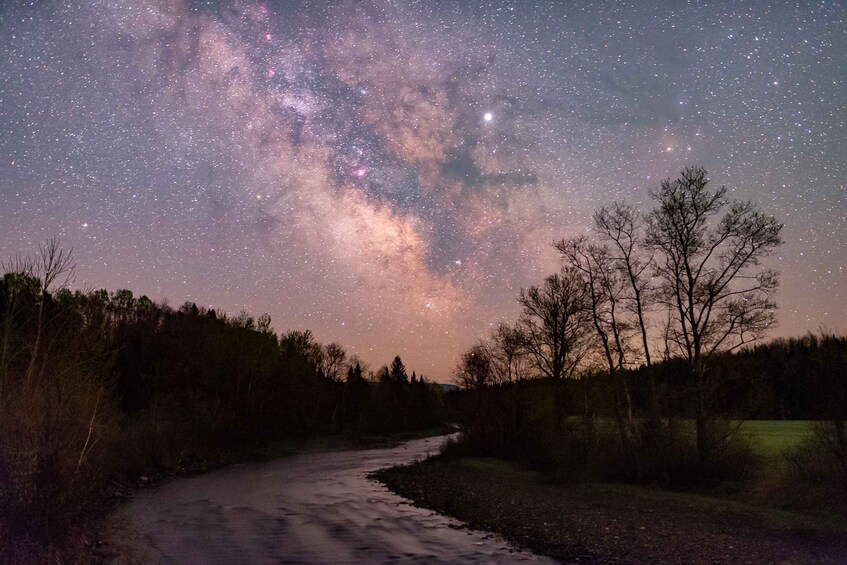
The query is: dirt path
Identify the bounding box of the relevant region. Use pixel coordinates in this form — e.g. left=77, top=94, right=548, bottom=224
left=376, top=458, right=847, bottom=564
left=109, top=437, right=553, bottom=563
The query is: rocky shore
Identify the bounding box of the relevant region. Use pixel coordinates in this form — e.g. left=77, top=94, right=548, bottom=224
left=374, top=457, right=847, bottom=564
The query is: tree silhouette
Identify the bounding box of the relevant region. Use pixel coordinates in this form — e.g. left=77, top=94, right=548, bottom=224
left=557, top=237, right=635, bottom=437
left=455, top=343, right=493, bottom=391
left=389, top=355, right=408, bottom=384
left=517, top=267, right=593, bottom=381
left=645, top=166, right=783, bottom=461
left=593, top=202, right=661, bottom=426
left=318, top=342, right=347, bottom=382
left=488, top=323, right=530, bottom=385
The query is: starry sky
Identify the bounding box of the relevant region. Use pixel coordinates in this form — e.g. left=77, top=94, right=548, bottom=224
left=1, top=0, right=845, bottom=379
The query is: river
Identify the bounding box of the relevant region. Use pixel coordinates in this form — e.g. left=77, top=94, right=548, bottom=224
left=113, top=436, right=553, bottom=563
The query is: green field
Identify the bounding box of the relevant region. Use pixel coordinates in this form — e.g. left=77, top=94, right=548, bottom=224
left=738, top=420, right=812, bottom=460
left=571, top=418, right=813, bottom=466
left=560, top=418, right=814, bottom=462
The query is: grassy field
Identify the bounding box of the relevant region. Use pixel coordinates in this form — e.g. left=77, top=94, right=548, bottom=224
left=737, top=420, right=812, bottom=462
left=572, top=419, right=812, bottom=463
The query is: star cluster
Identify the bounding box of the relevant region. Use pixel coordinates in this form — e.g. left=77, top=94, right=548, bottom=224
left=1, top=0, right=844, bottom=378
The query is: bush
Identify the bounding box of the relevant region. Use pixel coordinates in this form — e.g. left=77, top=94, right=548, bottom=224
left=787, top=420, right=847, bottom=515
left=451, top=376, right=761, bottom=489
left=584, top=420, right=760, bottom=488
left=0, top=370, right=119, bottom=560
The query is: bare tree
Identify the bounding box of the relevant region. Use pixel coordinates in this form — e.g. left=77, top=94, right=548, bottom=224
left=594, top=203, right=654, bottom=367
left=455, top=343, right=496, bottom=435
left=1, top=239, right=75, bottom=382
left=33, top=238, right=75, bottom=293
left=320, top=342, right=348, bottom=382
left=280, top=329, right=322, bottom=368
left=517, top=267, right=593, bottom=381
left=455, top=343, right=494, bottom=391
left=485, top=323, right=532, bottom=436
left=557, top=237, right=634, bottom=432
left=488, top=323, right=530, bottom=385
left=644, top=166, right=783, bottom=461
left=593, top=203, right=661, bottom=426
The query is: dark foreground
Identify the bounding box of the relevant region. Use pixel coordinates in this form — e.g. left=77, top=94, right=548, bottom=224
left=375, top=458, right=847, bottom=565
left=108, top=437, right=552, bottom=563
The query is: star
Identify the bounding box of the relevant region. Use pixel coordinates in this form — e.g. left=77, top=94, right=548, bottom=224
left=0, top=0, right=842, bottom=379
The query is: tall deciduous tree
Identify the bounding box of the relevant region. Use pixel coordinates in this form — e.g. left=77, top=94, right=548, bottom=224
left=2, top=239, right=75, bottom=382
left=557, top=237, right=635, bottom=435
left=488, top=323, right=530, bottom=385
left=644, top=166, right=783, bottom=461
left=593, top=202, right=661, bottom=426
left=517, top=267, right=593, bottom=381
left=320, top=342, right=347, bottom=382
left=593, top=202, right=655, bottom=368
left=455, top=343, right=493, bottom=391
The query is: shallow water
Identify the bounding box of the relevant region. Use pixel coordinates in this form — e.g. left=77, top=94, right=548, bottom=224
left=115, top=436, right=553, bottom=563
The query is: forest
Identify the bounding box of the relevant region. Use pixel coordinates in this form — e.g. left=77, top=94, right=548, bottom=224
left=0, top=248, right=448, bottom=559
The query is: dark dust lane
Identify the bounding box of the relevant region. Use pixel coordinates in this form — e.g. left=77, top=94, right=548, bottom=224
left=113, top=437, right=553, bottom=564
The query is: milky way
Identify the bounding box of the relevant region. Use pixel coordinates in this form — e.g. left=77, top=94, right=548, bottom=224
left=1, top=1, right=845, bottom=379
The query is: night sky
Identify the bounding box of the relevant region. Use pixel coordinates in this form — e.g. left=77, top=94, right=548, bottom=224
left=1, top=1, right=844, bottom=379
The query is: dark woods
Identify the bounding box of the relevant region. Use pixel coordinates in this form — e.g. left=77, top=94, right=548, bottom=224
left=452, top=333, right=847, bottom=479
left=0, top=239, right=448, bottom=559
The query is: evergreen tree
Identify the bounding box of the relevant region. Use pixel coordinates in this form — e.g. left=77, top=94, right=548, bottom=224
left=390, top=355, right=408, bottom=384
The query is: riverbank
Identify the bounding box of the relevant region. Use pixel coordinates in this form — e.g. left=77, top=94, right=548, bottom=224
left=374, top=456, right=847, bottom=564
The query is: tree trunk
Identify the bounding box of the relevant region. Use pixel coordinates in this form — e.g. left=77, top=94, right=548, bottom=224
left=695, top=367, right=710, bottom=465
left=25, top=296, right=45, bottom=382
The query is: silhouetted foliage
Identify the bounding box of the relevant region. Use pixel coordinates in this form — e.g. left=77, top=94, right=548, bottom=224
left=517, top=267, right=593, bottom=381
left=390, top=355, right=409, bottom=384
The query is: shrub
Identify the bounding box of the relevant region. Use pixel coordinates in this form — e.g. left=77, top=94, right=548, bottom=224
left=0, top=369, right=119, bottom=559
left=585, top=420, right=760, bottom=488
left=787, top=420, right=847, bottom=515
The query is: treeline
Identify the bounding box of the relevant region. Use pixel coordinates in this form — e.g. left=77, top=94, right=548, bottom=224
left=593, top=333, right=847, bottom=422
left=452, top=167, right=846, bottom=497
left=108, top=301, right=444, bottom=444
left=0, top=240, right=448, bottom=560
left=710, top=333, right=847, bottom=420
left=453, top=334, right=847, bottom=475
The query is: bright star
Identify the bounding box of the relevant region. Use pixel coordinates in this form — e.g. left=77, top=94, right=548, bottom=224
left=483, top=112, right=493, bottom=122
